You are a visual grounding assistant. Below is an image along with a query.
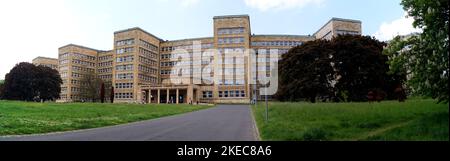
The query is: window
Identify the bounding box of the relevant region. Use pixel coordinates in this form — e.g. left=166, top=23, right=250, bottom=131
left=116, top=56, right=134, bottom=63
left=116, top=47, right=134, bottom=54
left=116, top=64, right=133, bottom=71
left=202, top=91, right=213, bottom=98
left=115, top=73, right=133, bottom=80
left=218, top=37, right=245, bottom=44
left=218, top=27, right=245, bottom=35
left=116, top=39, right=134, bottom=46
left=115, top=83, right=133, bottom=89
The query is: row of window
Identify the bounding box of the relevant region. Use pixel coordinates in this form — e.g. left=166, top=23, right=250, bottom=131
left=59, top=53, right=95, bottom=61
left=140, top=39, right=159, bottom=52
left=72, top=66, right=95, bottom=73
left=161, top=43, right=214, bottom=52
left=139, top=65, right=158, bottom=75
left=116, top=64, right=133, bottom=71
left=336, top=30, right=359, bottom=36
left=202, top=91, right=213, bottom=98
left=139, top=56, right=157, bottom=66
left=99, top=74, right=112, bottom=80
left=117, top=47, right=134, bottom=54
left=98, top=67, right=112, bottom=73
left=218, top=37, right=245, bottom=44
left=71, top=53, right=97, bottom=61
left=115, top=93, right=134, bottom=99
left=116, top=73, right=134, bottom=80
left=251, top=41, right=303, bottom=47
left=139, top=47, right=157, bottom=59
left=161, top=61, right=178, bottom=67
left=138, top=74, right=157, bottom=83
left=217, top=79, right=246, bottom=85
left=98, top=55, right=113, bottom=61
left=218, top=27, right=245, bottom=35
left=98, top=61, right=112, bottom=67
left=116, top=39, right=134, bottom=46
left=72, top=59, right=96, bottom=67
left=116, top=55, right=134, bottom=63
left=115, top=83, right=133, bottom=89
left=218, top=90, right=246, bottom=98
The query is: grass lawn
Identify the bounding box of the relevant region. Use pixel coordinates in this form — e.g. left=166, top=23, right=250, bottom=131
left=0, top=101, right=211, bottom=136
left=252, top=99, right=449, bottom=141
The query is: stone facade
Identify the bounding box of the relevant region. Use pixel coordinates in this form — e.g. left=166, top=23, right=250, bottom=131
left=32, top=57, right=58, bottom=70
left=36, top=15, right=362, bottom=104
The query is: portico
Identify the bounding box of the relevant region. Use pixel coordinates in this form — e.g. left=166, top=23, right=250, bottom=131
left=139, top=84, right=201, bottom=104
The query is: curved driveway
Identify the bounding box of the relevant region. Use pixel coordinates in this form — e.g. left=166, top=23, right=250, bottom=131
left=0, top=105, right=258, bottom=141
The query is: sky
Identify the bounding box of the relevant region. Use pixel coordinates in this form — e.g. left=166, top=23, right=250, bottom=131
left=0, top=0, right=421, bottom=80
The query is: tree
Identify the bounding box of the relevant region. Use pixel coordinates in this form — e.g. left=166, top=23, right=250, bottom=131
left=110, top=87, right=115, bottom=103
left=35, top=66, right=62, bottom=101
left=277, top=39, right=334, bottom=102
left=0, top=80, right=4, bottom=99
left=100, top=82, right=105, bottom=103
left=3, top=62, right=39, bottom=101
left=80, top=71, right=103, bottom=102
left=276, top=35, right=404, bottom=102
left=2, top=62, right=62, bottom=101
left=386, top=0, right=449, bottom=102
left=331, top=35, right=401, bottom=102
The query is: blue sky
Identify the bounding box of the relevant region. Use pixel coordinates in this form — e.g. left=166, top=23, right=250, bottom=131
left=0, top=0, right=420, bottom=79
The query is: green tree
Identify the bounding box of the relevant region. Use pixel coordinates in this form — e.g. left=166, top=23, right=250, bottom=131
left=394, top=0, right=449, bottom=102
left=35, top=66, right=63, bottom=101
left=2, top=62, right=62, bottom=101
left=277, top=35, right=404, bottom=102
left=3, top=62, right=39, bottom=101
left=0, top=80, right=4, bottom=99
left=277, top=39, right=334, bottom=102
left=331, top=35, right=400, bottom=102
left=80, top=71, right=104, bottom=102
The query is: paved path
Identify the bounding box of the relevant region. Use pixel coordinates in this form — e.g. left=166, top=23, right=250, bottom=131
left=0, top=105, right=258, bottom=141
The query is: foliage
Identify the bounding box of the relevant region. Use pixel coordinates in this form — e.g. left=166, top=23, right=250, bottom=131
left=277, top=39, right=334, bottom=102
left=79, top=71, right=104, bottom=102
left=388, top=0, right=449, bottom=102
left=277, top=35, right=404, bottom=102
left=2, top=62, right=62, bottom=101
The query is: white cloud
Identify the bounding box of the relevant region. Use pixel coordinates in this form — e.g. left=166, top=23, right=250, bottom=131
left=244, top=0, right=324, bottom=11
left=373, top=13, right=422, bottom=41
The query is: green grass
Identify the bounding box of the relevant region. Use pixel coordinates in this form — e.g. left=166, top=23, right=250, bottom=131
left=251, top=99, right=449, bottom=141
left=0, top=100, right=211, bottom=136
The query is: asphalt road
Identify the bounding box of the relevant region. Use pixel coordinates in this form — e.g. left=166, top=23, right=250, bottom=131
left=0, top=105, right=258, bottom=141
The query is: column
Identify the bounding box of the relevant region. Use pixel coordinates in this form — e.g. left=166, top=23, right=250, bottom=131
left=166, top=89, right=170, bottom=104
left=176, top=89, right=179, bottom=104
left=157, top=89, right=160, bottom=104
left=147, top=90, right=150, bottom=104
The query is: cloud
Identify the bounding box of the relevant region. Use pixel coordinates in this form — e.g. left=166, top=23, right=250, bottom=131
left=373, top=13, right=422, bottom=41
left=244, top=0, right=324, bottom=11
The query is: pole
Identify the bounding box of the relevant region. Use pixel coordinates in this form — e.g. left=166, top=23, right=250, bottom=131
left=265, top=81, right=268, bottom=123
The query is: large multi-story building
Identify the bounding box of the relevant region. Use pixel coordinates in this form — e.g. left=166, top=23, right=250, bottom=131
left=39, top=15, right=361, bottom=103
left=32, top=57, right=58, bottom=70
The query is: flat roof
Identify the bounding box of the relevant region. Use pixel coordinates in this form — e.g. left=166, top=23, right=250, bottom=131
left=58, top=44, right=105, bottom=52
left=114, top=27, right=165, bottom=41
left=252, top=34, right=314, bottom=39
left=164, top=37, right=213, bottom=43
left=33, top=56, right=58, bottom=61
left=213, top=14, right=250, bottom=19
left=313, top=17, right=362, bottom=36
